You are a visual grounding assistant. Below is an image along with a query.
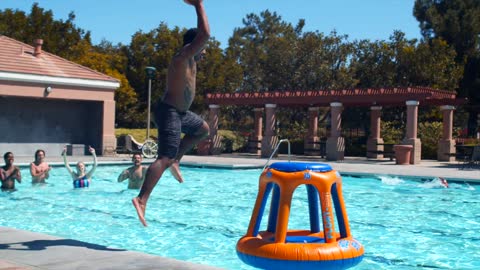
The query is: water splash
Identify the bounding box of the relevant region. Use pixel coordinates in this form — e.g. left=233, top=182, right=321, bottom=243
left=379, top=176, right=404, bottom=185
left=419, top=178, right=449, bottom=189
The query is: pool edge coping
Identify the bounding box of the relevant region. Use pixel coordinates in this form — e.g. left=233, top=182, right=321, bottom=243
left=14, top=160, right=480, bottom=183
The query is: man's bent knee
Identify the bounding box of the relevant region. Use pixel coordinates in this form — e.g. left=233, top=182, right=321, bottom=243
left=151, top=157, right=175, bottom=169
left=196, top=121, right=210, bottom=139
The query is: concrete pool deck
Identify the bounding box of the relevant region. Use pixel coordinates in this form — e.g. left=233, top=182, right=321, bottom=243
left=0, top=227, right=222, bottom=270
left=1, top=154, right=479, bottom=269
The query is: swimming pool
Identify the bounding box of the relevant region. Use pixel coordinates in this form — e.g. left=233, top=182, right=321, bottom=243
left=1, top=164, right=479, bottom=269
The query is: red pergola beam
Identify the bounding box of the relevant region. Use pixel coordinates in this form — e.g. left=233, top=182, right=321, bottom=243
left=205, top=87, right=459, bottom=107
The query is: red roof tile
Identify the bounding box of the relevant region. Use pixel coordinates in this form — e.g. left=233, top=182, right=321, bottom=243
left=0, top=35, right=118, bottom=83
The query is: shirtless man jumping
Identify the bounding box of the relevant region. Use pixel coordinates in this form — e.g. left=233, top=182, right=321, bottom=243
left=132, top=0, right=210, bottom=226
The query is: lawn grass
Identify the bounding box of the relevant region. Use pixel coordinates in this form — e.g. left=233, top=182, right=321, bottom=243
left=115, top=128, right=158, bottom=143
left=115, top=129, right=246, bottom=152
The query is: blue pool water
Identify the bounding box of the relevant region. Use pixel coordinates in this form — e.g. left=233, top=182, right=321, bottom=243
left=1, top=165, right=479, bottom=269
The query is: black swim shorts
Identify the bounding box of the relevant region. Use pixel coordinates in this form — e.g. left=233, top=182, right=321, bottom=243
left=154, top=102, right=204, bottom=159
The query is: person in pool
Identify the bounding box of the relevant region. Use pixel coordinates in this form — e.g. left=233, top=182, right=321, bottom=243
left=132, top=0, right=210, bottom=226
left=62, top=146, right=97, bottom=188
left=30, top=149, right=51, bottom=183
left=1, top=152, right=22, bottom=190
left=117, top=153, right=148, bottom=189
left=438, top=177, right=449, bottom=188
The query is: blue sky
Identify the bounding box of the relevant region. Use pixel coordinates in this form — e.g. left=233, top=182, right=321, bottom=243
left=0, top=1, right=422, bottom=48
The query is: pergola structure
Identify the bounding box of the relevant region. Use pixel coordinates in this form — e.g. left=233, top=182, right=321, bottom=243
left=201, top=87, right=465, bottom=164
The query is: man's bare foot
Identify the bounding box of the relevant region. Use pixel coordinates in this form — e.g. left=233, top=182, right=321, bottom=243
left=132, top=197, right=147, bottom=227
left=169, top=161, right=184, bottom=183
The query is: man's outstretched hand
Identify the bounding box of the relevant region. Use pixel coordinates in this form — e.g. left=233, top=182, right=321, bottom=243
left=184, top=0, right=203, bottom=6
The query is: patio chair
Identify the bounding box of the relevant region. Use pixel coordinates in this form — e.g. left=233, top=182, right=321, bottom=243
left=115, top=135, right=142, bottom=155
left=457, top=146, right=475, bottom=169
left=471, top=146, right=480, bottom=166
left=115, top=135, right=128, bottom=154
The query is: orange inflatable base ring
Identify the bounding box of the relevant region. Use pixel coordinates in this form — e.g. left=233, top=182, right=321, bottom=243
left=237, top=251, right=363, bottom=270
left=236, top=231, right=364, bottom=270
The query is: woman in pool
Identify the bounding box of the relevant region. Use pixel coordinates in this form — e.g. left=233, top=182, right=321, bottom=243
left=30, top=149, right=51, bottom=183
left=62, top=146, right=97, bottom=188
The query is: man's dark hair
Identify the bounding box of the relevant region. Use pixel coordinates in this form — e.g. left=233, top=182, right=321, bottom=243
left=34, top=149, right=45, bottom=160
left=3, top=152, right=12, bottom=160
left=183, top=28, right=198, bottom=46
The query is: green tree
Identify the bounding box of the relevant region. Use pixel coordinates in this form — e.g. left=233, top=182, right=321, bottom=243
left=196, top=39, right=243, bottom=113
left=414, top=0, right=480, bottom=134
left=351, top=31, right=462, bottom=90
left=127, top=23, right=182, bottom=105
left=350, top=39, right=396, bottom=88
left=296, top=30, right=356, bottom=90
left=69, top=40, right=141, bottom=127
left=228, top=10, right=302, bottom=92
left=0, top=3, right=90, bottom=59
left=402, top=38, right=463, bottom=90
left=126, top=22, right=232, bottom=125
left=227, top=10, right=358, bottom=135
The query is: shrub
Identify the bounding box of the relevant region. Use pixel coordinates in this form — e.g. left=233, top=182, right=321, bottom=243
left=345, top=137, right=367, bottom=156
left=381, top=121, right=404, bottom=144
left=218, top=130, right=248, bottom=153
left=418, top=122, right=442, bottom=159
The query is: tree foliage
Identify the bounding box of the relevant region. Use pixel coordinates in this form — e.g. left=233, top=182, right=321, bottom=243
left=414, top=0, right=480, bottom=60
left=125, top=23, right=232, bottom=120
left=227, top=10, right=357, bottom=92
left=0, top=3, right=473, bottom=137
left=351, top=31, right=462, bottom=90
left=414, top=0, right=480, bottom=134
left=69, top=40, right=141, bottom=127
left=0, top=3, right=90, bottom=59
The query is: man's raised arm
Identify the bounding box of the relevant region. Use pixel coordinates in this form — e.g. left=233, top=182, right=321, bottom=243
left=183, top=0, right=210, bottom=57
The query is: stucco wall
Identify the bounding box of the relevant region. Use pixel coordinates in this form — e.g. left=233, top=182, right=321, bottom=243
left=0, top=96, right=102, bottom=156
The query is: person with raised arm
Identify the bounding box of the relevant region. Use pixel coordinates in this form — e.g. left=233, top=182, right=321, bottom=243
left=132, top=0, right=210, bottom=226
left=62, top=146, right=97, bottom=188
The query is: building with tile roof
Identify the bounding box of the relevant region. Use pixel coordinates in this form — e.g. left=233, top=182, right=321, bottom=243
left=0, top=35, right=120, bottom=156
